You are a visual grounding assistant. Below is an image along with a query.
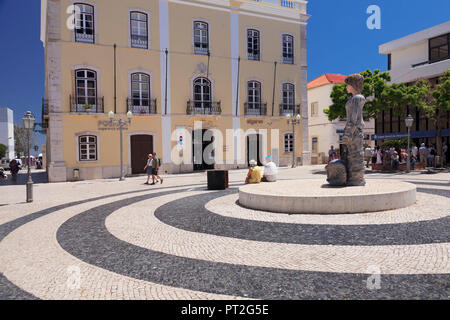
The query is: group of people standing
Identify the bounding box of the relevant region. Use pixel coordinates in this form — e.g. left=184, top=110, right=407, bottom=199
left=144, top=152, right=163, bottom=185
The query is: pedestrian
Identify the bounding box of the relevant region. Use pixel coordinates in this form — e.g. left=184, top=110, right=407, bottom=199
left=9, top=159, right=19, bottom=182
left=443, top=143, right=448, bottom=167
left=428, top=145, right=436, bottom=167
left=151, top=152, right=163, bottom=185
left=376, top=148, right=383, bottom=164
left=364, top=145, right=372, bottom=168
left=328, top=145, right=337, bottom=162
left=419, top=143, right=427, bottom=166
left=143, top=154, right=153, bottom=185
left=411, top=144, right=418, bottom=160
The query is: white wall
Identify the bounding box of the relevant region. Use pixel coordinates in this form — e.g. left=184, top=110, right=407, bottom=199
left=0, top=108, right=15, bottom=159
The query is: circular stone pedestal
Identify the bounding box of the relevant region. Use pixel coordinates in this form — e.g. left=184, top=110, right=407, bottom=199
left=238, top=179, right=416, bottom=214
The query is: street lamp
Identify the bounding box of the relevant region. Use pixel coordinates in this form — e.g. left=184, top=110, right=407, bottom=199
left=405, top=114, right=414, bottom=173
left=109, top=111, right=132, bottom=181
left=22, top=111, right=35, bottom=202
left=286, top=113, right=301, bottom=168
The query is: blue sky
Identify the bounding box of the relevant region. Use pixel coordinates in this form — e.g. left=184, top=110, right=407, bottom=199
left=0, top=0, right=449, bottom=153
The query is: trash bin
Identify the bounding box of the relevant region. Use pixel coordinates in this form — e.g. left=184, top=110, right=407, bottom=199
left=207, top=170, right=228, bottom=190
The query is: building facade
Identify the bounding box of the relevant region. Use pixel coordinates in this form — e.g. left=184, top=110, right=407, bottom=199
left=0, top=108, right=15, bottom=160
left=376, top=21, right=450, bottom=148
left=307, top=74, right=375, bottom=164
left=41, top=0, right=310, bottom=182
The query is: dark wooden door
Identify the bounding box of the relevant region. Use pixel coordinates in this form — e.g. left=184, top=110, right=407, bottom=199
left=131, top=135, right=153, bottom=174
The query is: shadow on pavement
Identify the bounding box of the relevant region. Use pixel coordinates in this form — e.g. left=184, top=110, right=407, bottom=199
left=0, top=170, right=48, bottom=186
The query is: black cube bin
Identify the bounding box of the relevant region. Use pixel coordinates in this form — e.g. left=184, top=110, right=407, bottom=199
left=207, top=170, right=229, bottom=190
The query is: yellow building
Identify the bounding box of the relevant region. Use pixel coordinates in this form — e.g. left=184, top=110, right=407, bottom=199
left=41, top=0, right=310, bottom=182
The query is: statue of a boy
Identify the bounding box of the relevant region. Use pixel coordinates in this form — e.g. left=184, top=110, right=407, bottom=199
left=342, top=74, right=366, bottom=186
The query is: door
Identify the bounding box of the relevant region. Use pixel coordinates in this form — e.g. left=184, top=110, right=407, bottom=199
left=131, top=135, right=153, bottom=174
left=247, top=134, right=263, bottom=166
left=193, top=129, right=215, bottom=171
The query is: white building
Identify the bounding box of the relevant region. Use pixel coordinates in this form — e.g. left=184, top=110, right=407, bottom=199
left=376, top=21, right=450, bottom=148
left=379, top=21, right=450, bottom=84
left=0, top=107, right=15, bottom=160
left=307, top=74, right=375, bottom=164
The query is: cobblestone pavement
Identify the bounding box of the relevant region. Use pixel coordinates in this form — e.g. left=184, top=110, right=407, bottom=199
left=0, top=166, right=449, bottom=299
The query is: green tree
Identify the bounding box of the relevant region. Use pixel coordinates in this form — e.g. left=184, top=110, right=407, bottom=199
left=0, top=144, right=6, bottom=159
left=14, top=124, right=37, bottom=157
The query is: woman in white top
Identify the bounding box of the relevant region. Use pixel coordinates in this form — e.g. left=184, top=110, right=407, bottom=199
left=376, top=148, right=383, bottom=164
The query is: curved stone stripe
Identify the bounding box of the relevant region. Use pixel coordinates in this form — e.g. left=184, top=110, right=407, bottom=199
left=0, top=188, right=240, bottom=300
left=57, top=190, right=449, bottom=299
left=0, top=183, right=207, bottom=300
left=205, top=193, right=450, bottom=225
left=154, top=189, right=450, bottom=246
left=106, top=193, right=450, bottom=274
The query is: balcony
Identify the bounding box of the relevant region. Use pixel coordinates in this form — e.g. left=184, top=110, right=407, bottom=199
left=131, top=35, right=148, bottom=49
left=70, top=95, right=104, bottom=113
left=248, top=52, right=260, bottom=61
left=248, top=0, right=307, bottom=14
left=75, top=32, right=94, bottom=44
left=187, top=100, right=221, bottom=115
left=194, top=44, right=209, bottom=55
left=244, top=102, right=267, bottom=116
left=127, top=98, right=157, bottom=115
left=280, top=103, right=300, bottom=116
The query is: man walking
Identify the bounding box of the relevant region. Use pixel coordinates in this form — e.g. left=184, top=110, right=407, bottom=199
left=151, top=152, right=163, bottom=185
left=143, top=154, right=153, bottom=185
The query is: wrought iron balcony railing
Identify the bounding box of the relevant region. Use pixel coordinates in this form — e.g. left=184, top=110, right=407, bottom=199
left=248, top=52, right=260, bottom=61
left=282, top=54, right=294, bottom=64
left=127, top=98, right=157, bottom=114
left=280, top=104, right=300, bottom=116
left=194, top=44, right=209, bottom=55
left=131, top=35, right=148, bottom=49
left=244, top=102, right=267, bottom=116
left=186, top=100, right=221, bottom=115
left=70, top=95, right=104, bottom=113
left=75, top=32, right=94, bottom=43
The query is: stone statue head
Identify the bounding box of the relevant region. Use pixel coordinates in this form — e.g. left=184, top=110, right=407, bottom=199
left=345, top=74, right=364, bottom=95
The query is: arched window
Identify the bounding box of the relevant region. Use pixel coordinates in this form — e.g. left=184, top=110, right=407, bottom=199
left=193, top=21, right=209, bottom=55
left=247, top=29, right=260, bottom=61
left=281, top=83, right=295, bottom=115
left=247, top=81, right=261, bottom=114
left=130, top=11, right=148, bottom=49
left=74, top=3, right=94, bottom=43
left=78, top=135, right=97, bottom=161
left=130, top=73, right=150, bottom=113
left=75, top=69, right=97, bottom=112
left=193, top=77, right=211, bottom=110
left=282, top=34, right=294, bottom=64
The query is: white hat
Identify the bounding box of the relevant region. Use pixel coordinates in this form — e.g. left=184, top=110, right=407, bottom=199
left=249, top=159, right=257, bottom=166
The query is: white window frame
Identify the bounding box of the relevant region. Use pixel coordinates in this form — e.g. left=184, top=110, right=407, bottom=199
left=311, top=101, right=319, bottom=117
left=75, top=69, right=98, bottom=112
left=311, top=136, right=319, bottom=154
left=246, top=28, right=260, bottom=61
left=128, top=9, right=151, bottom=49
left=193, top=20, right=210, bottom=55
left=72, top=1, right=97, bottom=44
left=284, top=132, right=294, bottom=153
left=76, top=132, right=99, bottom=162
left=281, top=33, right=295, bottom=64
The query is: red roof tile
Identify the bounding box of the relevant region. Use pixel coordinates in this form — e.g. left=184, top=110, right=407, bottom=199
left=307, top=74, right=347, bottom=90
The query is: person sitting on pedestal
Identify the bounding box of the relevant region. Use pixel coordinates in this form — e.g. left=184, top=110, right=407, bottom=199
left=262, top=155, right=277, bottom=182
left=245, top=159, right=261, bottom=184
